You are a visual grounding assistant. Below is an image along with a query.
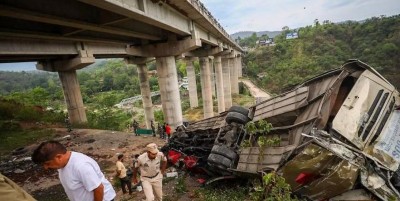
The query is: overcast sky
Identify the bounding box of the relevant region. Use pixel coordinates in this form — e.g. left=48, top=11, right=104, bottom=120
left=201, top=0, right=400, bottom=34
left=1, top=0, right=400, bottom=71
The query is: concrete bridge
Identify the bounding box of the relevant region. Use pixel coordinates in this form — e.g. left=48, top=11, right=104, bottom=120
left=0, top=0, right=244, bottom=130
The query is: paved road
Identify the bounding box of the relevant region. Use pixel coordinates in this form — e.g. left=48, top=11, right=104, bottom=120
left=240, top=79, right=271, bottom=101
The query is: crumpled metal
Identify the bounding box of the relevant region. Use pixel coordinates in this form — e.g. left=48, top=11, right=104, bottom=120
left=280, top=143, right=359, bottom=200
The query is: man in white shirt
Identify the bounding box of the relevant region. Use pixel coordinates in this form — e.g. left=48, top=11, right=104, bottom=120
left=132, top=143, right=167, bottom=201
left=116, top=154, right=132, bottom=195
left=32, top=141, right=116, bottom=201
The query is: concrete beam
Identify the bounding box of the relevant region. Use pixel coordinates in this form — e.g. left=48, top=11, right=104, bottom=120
left=36, top=50, right=95, bottom=72
left=124, top=57, right=154, bottom=65
left=127, top=36, right=202, bottom=57
left=188, top=45, right=223, bottom=57
left=0, top=31, right=131, bottom=46
left=0, top=5, right=161, bottom=41
left=0, top=38, right=131, bottom=62
left=79, top=0, right=191, bottom=35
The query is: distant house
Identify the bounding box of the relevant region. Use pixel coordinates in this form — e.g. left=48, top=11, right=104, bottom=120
left=286, top=32, right=299, bottom=39
left=256, top=38, right=274, bottom=46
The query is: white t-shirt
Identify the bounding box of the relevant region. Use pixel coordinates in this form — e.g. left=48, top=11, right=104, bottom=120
left=58, top=152, right=116, bottom=201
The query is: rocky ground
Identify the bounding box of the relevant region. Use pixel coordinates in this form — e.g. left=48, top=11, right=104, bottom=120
left=0, top=128, right=204, bottom=201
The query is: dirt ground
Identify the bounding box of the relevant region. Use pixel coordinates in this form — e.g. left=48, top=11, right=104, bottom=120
left=0, top=128, right=204, bottom=201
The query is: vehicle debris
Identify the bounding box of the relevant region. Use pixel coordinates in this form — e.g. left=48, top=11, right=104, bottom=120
left=162, top=60, right=400, bottom=200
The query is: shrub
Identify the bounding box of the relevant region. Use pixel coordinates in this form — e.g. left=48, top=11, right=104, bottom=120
left=14, top=107, right=43, bottom=121
left=0, top=100, right=18, bottom=120
left=0, top=121, right=22, bottom=132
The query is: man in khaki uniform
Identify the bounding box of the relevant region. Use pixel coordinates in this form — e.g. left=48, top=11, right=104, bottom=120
left=132, top=143, right=167, bottom=201
left=0, top=173, right=36, bottom=201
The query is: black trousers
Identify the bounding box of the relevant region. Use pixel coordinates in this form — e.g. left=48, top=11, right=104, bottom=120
left=120, top=176, right=132, bottom=194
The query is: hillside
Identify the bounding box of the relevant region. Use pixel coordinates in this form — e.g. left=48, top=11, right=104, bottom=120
left=231, top=30, right=282, bottom=39
left=243, top=15, right=400, bottom=94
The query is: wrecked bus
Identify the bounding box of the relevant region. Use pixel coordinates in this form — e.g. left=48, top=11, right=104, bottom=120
left=163, top=60, right=400, bottom=200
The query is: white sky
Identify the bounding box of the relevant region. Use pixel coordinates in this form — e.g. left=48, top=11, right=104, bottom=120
left=201, top=0, right=400, bottom=33
left=1, top=0, right=400, bottom=71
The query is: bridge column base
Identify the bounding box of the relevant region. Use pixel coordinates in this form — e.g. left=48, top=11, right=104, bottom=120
left=185, top=58, right=199, bottom=108
left=214, top=56, right=225, bottom=113
left=156, top=56, right=182, bottom=131
left=58, top=70, right=87, bottom=124
left=199, top=57, right=213, bottom=118
left=237, top=55, right=243, bottom=78
left=222, top=58, right=233, bottom=110
left=137, top=63, right=154, bottom=129
left=229, top=55, right=239, bottom=94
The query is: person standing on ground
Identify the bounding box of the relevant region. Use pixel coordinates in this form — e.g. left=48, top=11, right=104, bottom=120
left=116, top=154, right=132, bottom=195
left=162, top=123, right=167, bottom=139
left=150, top=120, right=156, bottom=137
left=132, top=120, right=139, bottom=136
left=65, top=116, right=72, bottom=132
left=132, top=143, right=167, bottom=201
left=157, top=123, right=163, bottom=139
left=165, top=124, right=171, bottom=141
left=31, top=141, right=116, bottom=201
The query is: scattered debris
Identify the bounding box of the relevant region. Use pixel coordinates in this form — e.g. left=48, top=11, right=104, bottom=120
left=162, top=60, right=400, bottom=200
left=14, top=169, right=25, bottom=174
left=62, top=135, right=71, bottom=139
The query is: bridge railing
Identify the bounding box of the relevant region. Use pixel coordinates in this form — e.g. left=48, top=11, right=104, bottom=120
left=188, top=0, right=239, bottom=49
left=115, top=91, right=160, bottom=108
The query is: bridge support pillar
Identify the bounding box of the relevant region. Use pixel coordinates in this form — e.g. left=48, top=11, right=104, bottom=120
left=210, top=57, right=216, bottom=97
left=137, top=63, right=154, bottom=129
left=237, top=56, right=243, bottom=78
left=230, top=57, right=239, bottom=94
left=214, top=56, right=225, bottom=113
left=36, top=50, right=94, bottom=124
left=156, top=56, right=182, bottom=131
left=200, top=57, right=214, bottom=118
left=199, top=57, right=213, bottom=118
left=125, top=57, right=155, bottom=129
left=222, top=58, right=232, bottom=110
left=185, top=58, right=198, bottom=108
left=58, top=70, right=87, bottom=124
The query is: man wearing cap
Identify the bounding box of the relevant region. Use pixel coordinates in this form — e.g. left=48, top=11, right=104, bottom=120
left=132, top=143, right=167, bottom=201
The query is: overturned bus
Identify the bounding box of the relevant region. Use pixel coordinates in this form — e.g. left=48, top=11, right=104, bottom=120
left=162, top=60, right=400, bottom=200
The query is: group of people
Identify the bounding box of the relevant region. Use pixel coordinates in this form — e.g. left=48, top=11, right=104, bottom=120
left=158, top=122, right=171, bottom=140
left=29, top=140, right=167, bottom=201
left=132, top=120, right=172, bottom=141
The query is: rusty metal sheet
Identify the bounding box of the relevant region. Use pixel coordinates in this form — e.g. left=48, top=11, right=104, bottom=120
left=236, top=145, right=295, bottom=173
left=253, top=87, right=309, bottom=122
left=280, top=143, right=359, bottom=200
left=360, top=167, right=399, bottom=200
left=185, top=113, right=226, bottom=132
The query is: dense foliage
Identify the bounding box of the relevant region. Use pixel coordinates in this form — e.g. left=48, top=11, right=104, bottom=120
left=0, top=59, right=192, bottom=130
left=243, top=15, right=400, bottom=94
